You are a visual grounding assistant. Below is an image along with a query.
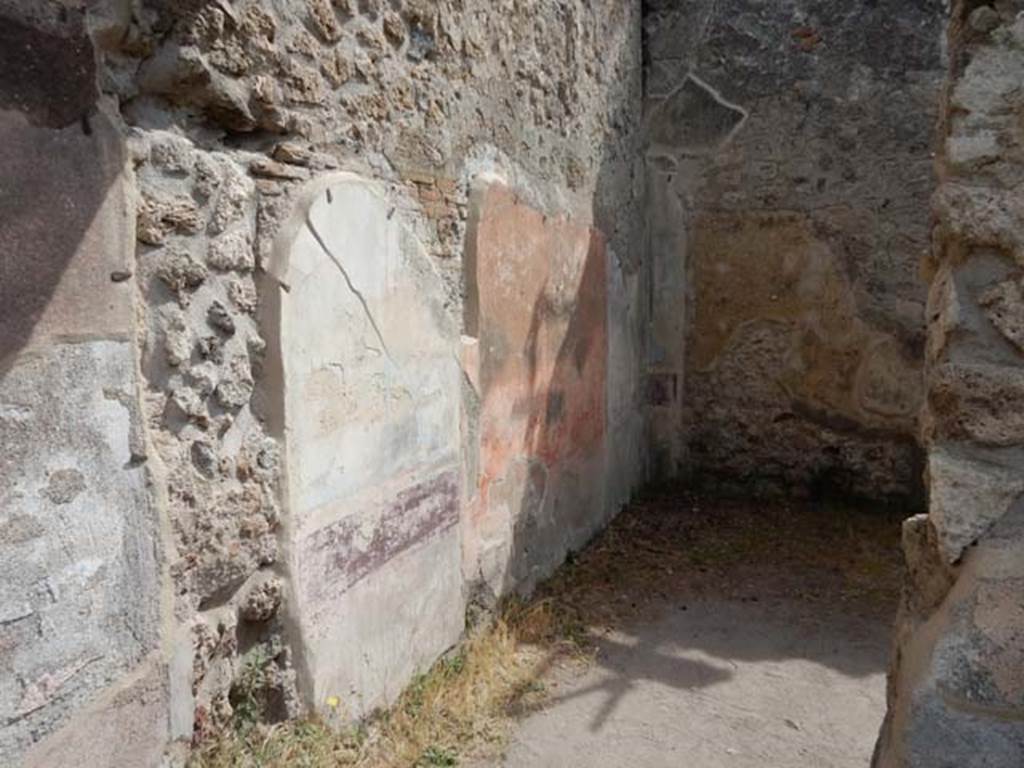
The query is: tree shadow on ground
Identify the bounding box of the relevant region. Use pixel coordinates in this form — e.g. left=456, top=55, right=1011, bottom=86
left=507, top=489, right=903, bottom=731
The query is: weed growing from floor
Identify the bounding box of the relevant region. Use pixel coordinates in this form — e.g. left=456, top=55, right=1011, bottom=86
left=190, top=599, right=584, bottom=768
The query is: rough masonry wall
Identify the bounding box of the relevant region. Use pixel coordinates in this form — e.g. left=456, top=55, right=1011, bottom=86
left=0, top=0, right=647, bottom=763
left=876, top=3, right=1024, bottom=765
left=644, top=0, right=945, bottom=500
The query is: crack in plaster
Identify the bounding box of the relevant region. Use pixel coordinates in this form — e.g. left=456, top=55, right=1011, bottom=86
left=304, top=207, right=393, bottom=363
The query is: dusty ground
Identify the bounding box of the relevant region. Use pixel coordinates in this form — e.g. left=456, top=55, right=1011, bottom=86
left=192, top=490, right=906, bottom=767
left=473, top=489, right=906, bottom=768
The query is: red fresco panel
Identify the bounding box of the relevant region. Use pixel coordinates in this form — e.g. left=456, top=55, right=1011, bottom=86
left=467, top=183, right=607, bottom=581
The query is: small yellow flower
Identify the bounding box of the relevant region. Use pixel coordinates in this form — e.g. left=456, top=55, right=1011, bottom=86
left=326, top=695, right=340, bottom=710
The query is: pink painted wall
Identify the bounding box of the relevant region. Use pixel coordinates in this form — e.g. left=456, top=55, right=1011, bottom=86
left=464, top=183, right=608, bottom=594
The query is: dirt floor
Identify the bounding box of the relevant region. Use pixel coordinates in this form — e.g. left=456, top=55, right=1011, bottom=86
left=471, top=489, right=906, bottom=768
left=192, top=489, right=907, bottom=768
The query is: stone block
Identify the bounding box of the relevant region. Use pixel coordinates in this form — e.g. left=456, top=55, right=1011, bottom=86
left=925, top=262, right=961, bottom=364
left=901, top=514, right=956, bottom=617
left=951, top=30, right=1024, bottom=128
left=934, top=183, right=1024, bottom=263
left=958, top=577, right=1024, bottom=708
left=980, top=274, right=1024, bottom=352
left=0, top=341, right=161, bottom=761
left=899, top=684, right=1024, bottom=768
left=928, top=447, right=1024, bottom=564
left=929, top=362, right=1024, bottom=445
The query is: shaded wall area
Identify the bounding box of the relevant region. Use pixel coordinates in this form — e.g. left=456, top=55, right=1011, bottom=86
left=644, top=0, right=946, bottom=501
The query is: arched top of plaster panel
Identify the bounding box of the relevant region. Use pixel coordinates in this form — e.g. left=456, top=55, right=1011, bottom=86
left=264, top=178, right=466, bottom=717
left=267, top=171, right=458, bottom=346
left=462, top=171, right=547, bottom=344
left=462, top=146, right=596, bottom=227
left=266, top=172, right=463, bottom=513
left=265, top=172, right=355, bottom=289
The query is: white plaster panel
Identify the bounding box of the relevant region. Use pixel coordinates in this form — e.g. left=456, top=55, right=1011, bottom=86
left=278, top=176, right=464, bottom=716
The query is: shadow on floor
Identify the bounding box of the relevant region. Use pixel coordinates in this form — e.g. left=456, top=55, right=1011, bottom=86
left=508, top=490, right=903, bottom=740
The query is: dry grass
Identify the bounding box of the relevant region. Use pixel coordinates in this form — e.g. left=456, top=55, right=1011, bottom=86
left=191, top=491, right=905, bottom=768
left=190, top=600, right=584, bottom=768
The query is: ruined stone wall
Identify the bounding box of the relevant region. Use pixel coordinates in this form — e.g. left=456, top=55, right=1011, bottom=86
left=0, top=0, right=647, bottom=764
left=875, top=3, right=1024, bottom=764
left=644, top=0, right=945, bottom=500
left=0, top=5, right=179, bottom=765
